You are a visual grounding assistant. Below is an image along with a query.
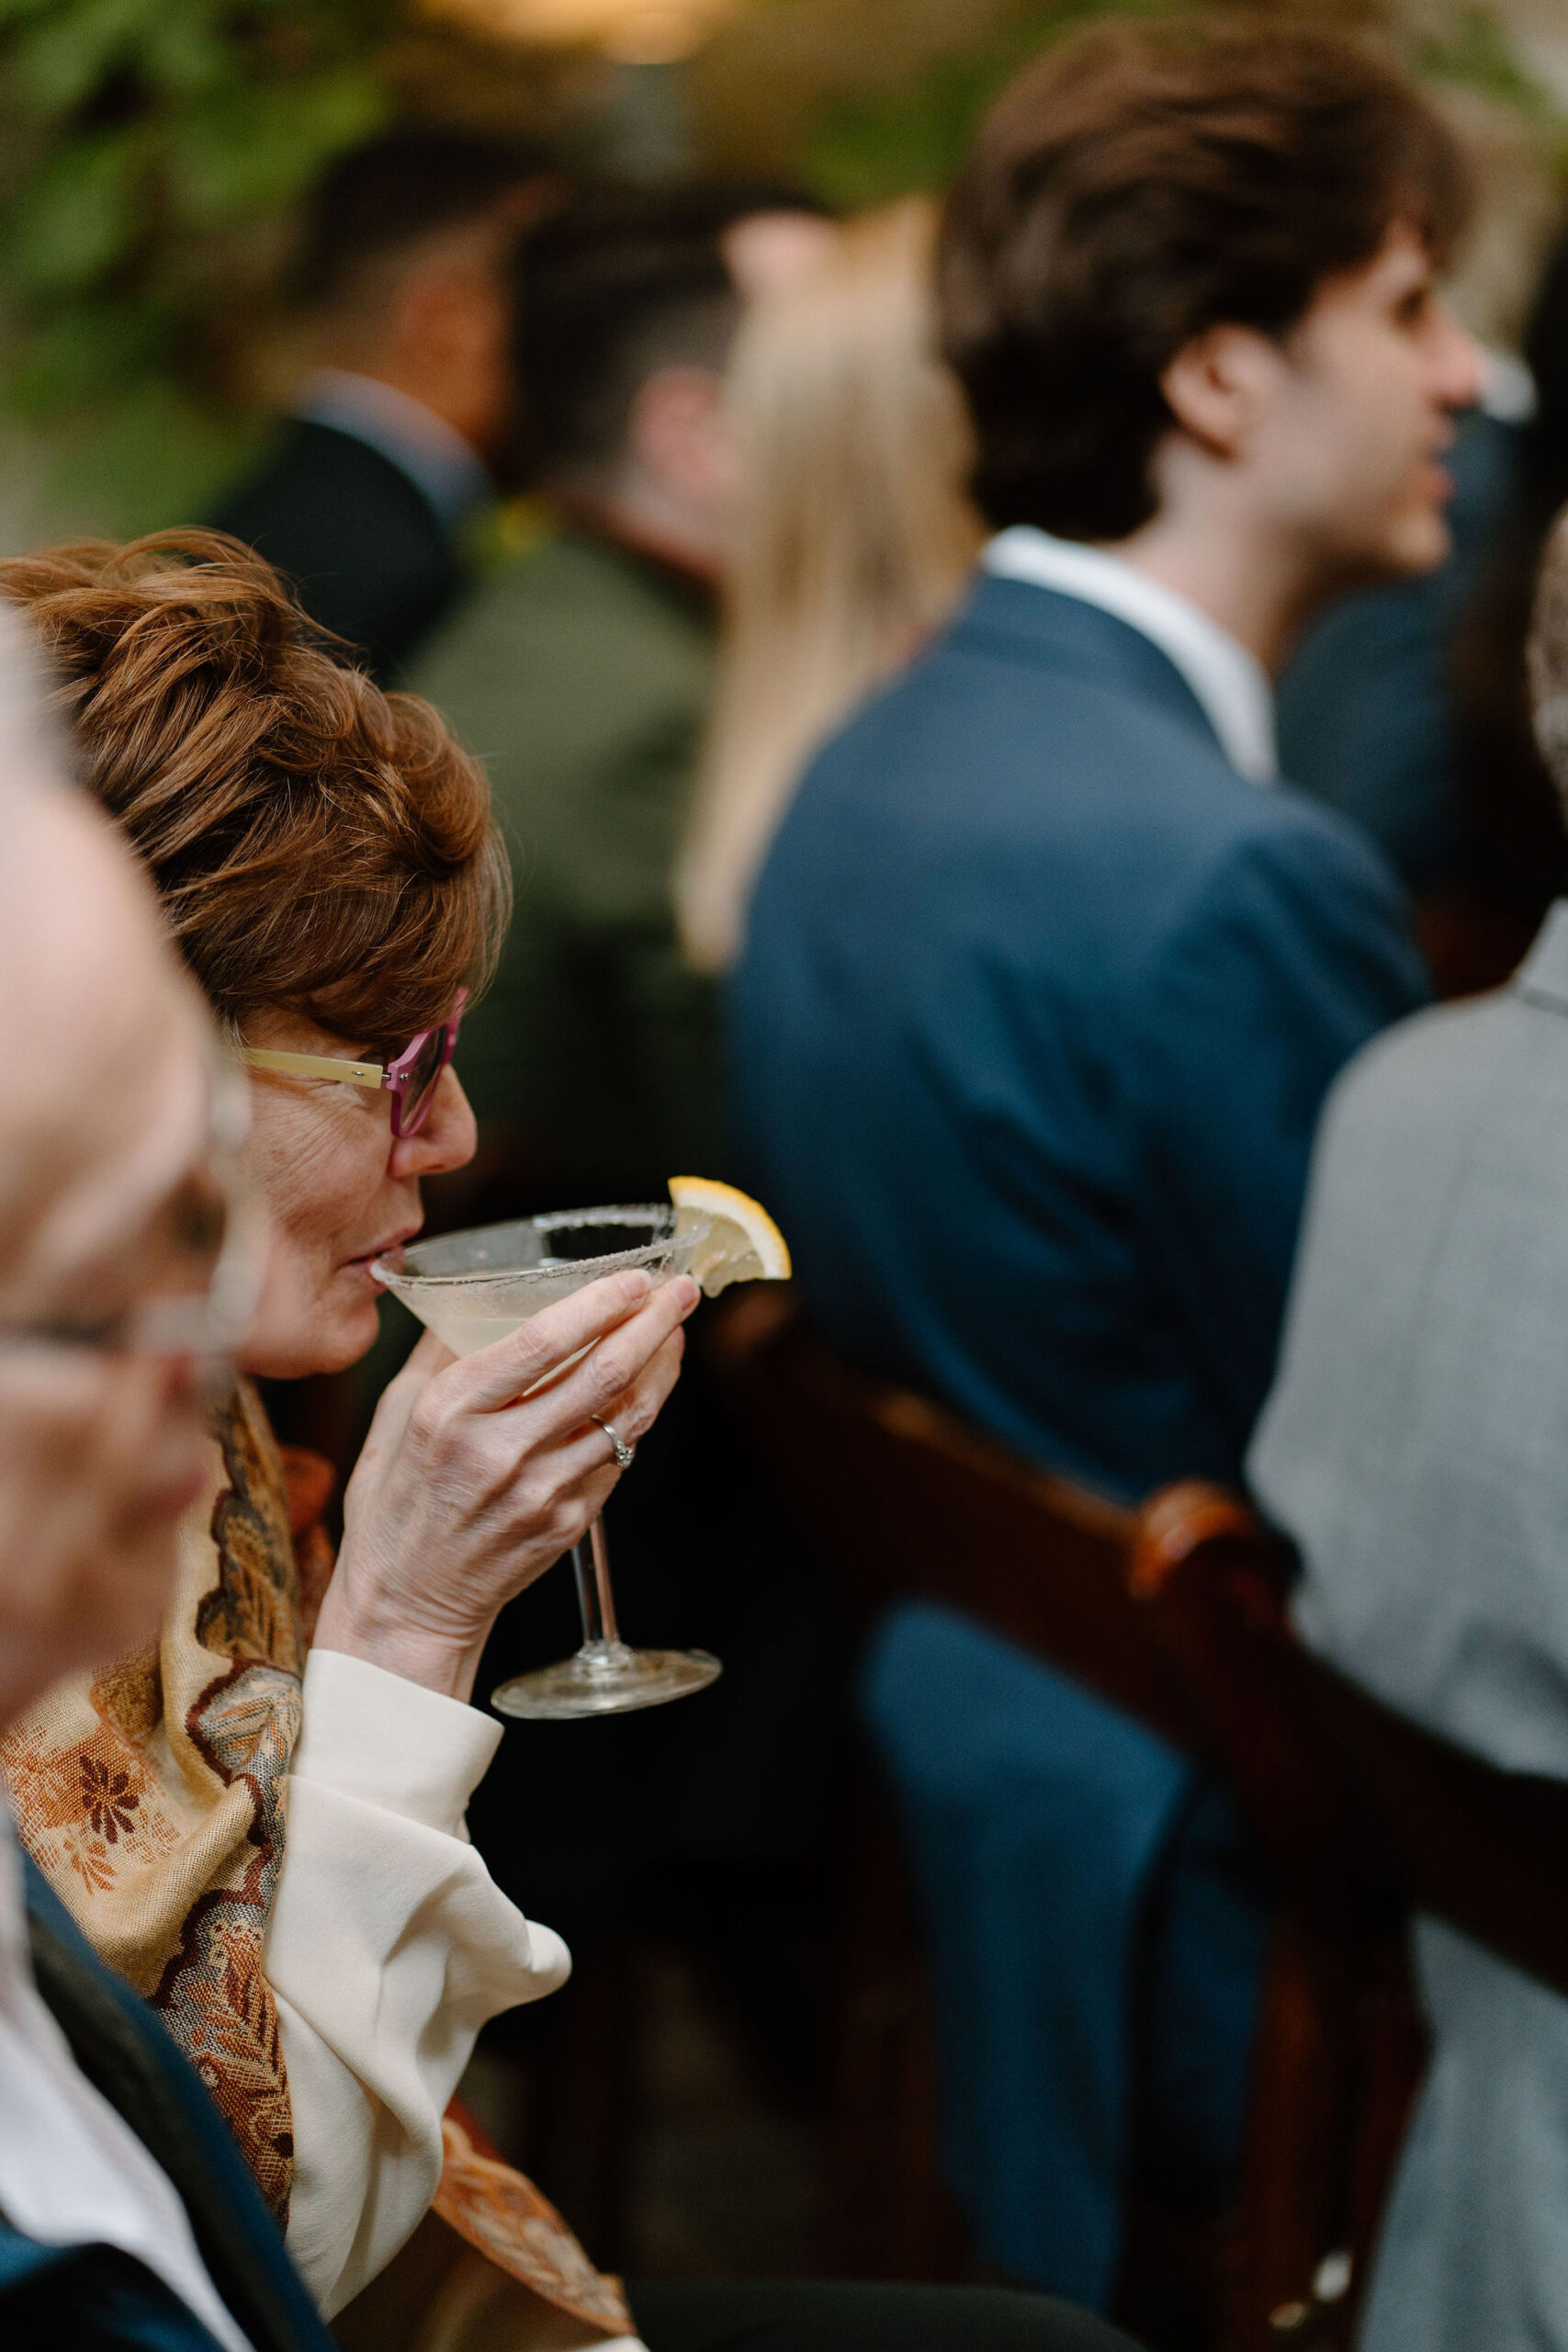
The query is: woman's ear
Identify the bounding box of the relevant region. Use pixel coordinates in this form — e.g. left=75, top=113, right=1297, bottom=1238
left=1159, top=322, right=1281, bottom=461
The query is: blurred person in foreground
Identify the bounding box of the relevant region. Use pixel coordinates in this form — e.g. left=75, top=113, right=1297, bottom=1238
left=0, top=637, right=344, bottom=2352
left=0, top=530, right=1139, bottom=2352
left=413, top=180, right=831, bottom=1204
left=209, top=130, right=549, bottom=684
left=1247, top=508, right=1568, bottom=2352
left=677, top=198, right=982, bottom=976
left=732, top=22, right=1479, bottom=2312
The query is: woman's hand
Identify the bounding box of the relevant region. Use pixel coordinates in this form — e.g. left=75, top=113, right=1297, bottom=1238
left=315, top=1268, right=700, bottom=1703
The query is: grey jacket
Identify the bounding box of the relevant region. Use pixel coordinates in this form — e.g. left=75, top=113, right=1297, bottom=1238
left=1250, top=899, right=1568, bottom=2351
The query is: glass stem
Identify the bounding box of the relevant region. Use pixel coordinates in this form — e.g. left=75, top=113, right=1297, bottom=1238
left=571, top=1515, right=622, bottom=1649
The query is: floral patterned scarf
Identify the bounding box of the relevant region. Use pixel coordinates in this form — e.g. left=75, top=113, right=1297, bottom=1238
left=0, top=1376, right=631, bottom=2340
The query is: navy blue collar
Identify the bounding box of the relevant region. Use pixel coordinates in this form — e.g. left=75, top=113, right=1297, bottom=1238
left=946, top=572, right=1231, bottom=767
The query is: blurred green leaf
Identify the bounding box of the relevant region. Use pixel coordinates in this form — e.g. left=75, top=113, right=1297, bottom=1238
left=45, top=376, right=259, bottom=532
left=4, top=291, right=168, bottom=409
left=0, top=0, right=76, bottom=29
left=0, top=0, right=398, bottom=527
left=137, top=4, right=231, bottom=98
left=168, top=65, right=389, bottom=223
left=3, top=127, right=145, bottom=293
left=15, top=0, right=164, bottom=115
left=1416, top=4, right=1568, bottom=173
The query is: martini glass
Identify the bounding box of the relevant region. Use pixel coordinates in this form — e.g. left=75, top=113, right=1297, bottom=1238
left=373, top=1204, right=720, bottom=1720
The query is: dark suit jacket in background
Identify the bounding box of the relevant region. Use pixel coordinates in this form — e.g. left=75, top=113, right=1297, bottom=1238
left=209, top=420, right=466, bottom=684
left=733, top=575, right=1429, bottom=1504
left=729, top=574, right=1429, bottom=2302
left=1, top=1856, right=336, bottom=2352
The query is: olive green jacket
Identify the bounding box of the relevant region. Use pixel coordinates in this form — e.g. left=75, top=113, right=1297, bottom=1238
left=412, top=526, right=722, bottom=1199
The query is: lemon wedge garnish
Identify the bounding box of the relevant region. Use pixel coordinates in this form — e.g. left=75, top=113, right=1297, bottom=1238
left=669, top=1176, right=792, bottom=1296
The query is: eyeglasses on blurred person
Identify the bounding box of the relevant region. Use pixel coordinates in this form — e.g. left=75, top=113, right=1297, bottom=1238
left=729, top=17, right=1482, bottom=2321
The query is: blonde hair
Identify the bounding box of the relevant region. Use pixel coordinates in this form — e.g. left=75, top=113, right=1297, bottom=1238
left=676, top=199, right=982, bottom=972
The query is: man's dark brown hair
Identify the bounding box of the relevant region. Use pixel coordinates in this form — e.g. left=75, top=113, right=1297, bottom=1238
left=289, top=129, right=550, bottom=313
left=940, top=21, right=1472, bottom=542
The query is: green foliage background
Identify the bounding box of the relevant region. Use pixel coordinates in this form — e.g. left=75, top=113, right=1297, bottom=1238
left=0, top=0, right=394, bottom=530
left=0, top=0, right=1564, bottom=535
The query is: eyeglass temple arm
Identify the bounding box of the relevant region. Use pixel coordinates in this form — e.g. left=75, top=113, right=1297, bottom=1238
left=240, top=1048, right=386, bottom=1090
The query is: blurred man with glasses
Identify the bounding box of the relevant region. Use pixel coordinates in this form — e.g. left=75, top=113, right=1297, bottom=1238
left=0, top=630, right=339, bottom=2352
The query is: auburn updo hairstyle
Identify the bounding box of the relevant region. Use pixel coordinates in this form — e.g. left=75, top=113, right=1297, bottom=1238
left=0, top=530, right=509, bottom=1052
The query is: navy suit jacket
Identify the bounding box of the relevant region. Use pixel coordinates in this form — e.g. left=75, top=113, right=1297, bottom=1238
left=0, top=1857, right=336, bottom=2352
left=732, top=576, right=1429, bottom=1501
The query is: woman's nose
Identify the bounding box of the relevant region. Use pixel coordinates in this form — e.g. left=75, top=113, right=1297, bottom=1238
left=389, top=1067, right=478, bottom=1181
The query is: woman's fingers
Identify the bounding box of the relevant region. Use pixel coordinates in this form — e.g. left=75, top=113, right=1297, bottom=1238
left=452, top=1328, right=689, bottom=1584
left=519, top=1332, right=688, bottom=1553
left=494, top=1280, right=697, bottom=1447
left=452, top=1268, right=675, bottom=1410
left=542, top=1329, right=689, bottom=1492
left=597, top=1326, right=687, bottom=1448
left=328, top=1272, right=700, bottom=1702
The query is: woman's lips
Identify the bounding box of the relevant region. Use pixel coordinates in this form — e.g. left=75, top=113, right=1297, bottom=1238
left=344, top=1226, right=422, bottom=1283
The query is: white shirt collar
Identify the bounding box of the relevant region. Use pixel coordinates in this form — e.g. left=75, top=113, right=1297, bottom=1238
left=0, top=1800, right=254, bottom=2351
left=292, top=368, right=491, bottom=531
left=982, top=525, right=1278, bottom=786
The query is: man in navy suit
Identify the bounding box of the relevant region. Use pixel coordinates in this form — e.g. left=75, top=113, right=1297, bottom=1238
left=733, top=22, right=1483, bottom=2312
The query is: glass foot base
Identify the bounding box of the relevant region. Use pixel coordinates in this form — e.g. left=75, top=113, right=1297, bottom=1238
left=491, top=1640, right=722, bottom=1721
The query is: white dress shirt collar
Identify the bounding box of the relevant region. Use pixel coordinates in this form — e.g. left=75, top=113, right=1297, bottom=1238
left=0, top=1798, right=254, bottom=2352
left=292, top=368, right=491, bottom=532
left=982, top=524, right=1279, bottom=785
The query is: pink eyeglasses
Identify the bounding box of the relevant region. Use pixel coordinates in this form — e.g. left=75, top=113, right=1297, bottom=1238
left=241, top=995, right=466, bottom=1139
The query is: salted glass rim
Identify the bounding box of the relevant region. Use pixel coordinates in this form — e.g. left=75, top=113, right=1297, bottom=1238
left=371, top=1203, right=710, bottom=1294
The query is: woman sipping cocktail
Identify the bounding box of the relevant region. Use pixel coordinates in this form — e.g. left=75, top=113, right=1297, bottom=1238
left=0, top=532, right=1138, bottom=2352
left=0, top=532, right=696, bottom=2330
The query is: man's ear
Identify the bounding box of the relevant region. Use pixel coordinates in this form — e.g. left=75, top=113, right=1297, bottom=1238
left=1159, top=322, right=1281, bottom=460
left=626, top=366, right=733, bottom=511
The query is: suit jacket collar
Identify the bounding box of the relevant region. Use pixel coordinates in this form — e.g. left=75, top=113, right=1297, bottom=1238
left=949, top=572, right=1243, bottom=771
left=982, top=526, right=1278, bottom=783
left=292, top=369, right=491, bottom=532
left=1513, top=899, right=1568, bottom=1014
